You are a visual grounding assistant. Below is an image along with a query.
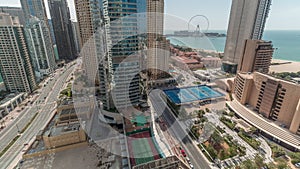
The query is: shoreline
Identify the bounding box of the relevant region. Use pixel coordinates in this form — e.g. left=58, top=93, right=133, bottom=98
left=270, top=59, right=300, bottom=73
left=171, top=42, right=299, bottom=74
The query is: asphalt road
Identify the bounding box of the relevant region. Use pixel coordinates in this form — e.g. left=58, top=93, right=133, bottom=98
left=149, top=89, right=212, bottom=169
left=0, top=64, right=76, bottom=169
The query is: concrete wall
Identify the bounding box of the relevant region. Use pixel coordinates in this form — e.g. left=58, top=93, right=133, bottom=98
left=43, top=129, right=86, bottom=149
left=23, top=142, right=88, bottom=159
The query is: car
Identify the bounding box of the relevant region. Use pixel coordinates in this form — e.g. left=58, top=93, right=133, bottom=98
left=189, top=164, right=194, bottom=169
left=186, top=157, right=190, bottom=162
left=295, top=163, right=300, bottom=168
left=181, top=149, right=186, bottom=157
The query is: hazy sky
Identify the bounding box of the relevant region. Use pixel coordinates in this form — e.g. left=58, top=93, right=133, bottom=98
left=0, top=0, right=299, bottom=30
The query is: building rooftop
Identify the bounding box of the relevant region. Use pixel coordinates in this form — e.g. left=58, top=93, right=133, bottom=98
left=238, top=72, right=255, bottom=79
left=0, top=92, right=24, bottom=105
left=44, top=123, right=81, bottom=137
left=201, top=56, right=221, bottom=61
left=173, top=56, right=199, bottom=64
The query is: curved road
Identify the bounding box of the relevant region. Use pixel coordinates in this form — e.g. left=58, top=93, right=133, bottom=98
left=149, top=90, right=212, bottom=169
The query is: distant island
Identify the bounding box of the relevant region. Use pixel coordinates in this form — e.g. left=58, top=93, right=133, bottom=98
left=166, top=30, right=226, bottom=38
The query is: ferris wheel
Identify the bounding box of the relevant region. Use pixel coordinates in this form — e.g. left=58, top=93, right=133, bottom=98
left=188, top=15, right=210, bottom=33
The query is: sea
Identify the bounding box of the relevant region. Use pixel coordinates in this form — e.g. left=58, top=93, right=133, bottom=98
left=167, top=30, right=300, bottom=62
left=0, top=30, right=299, bottom=83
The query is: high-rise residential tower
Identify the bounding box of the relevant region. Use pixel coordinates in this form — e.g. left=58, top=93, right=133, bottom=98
left=223, top=0, right=272, bottom=73
left=0, top=13, right=36, bottom=93
left=48, top=0, right=77, bottom=61
left=104, top=0, right=141, bottom=109
left=21, top=0, right=57, bottom=75
left=75, top=0, right=141, bottom=110
left=147, top=0, right=170, bottom=79
left=238, top=39, right=274, bottom=74
left=71, top=21, right=81, bottom=54
left=25, top=17, right=57, bottom=79
left=75, top=0, right=111, bottom=110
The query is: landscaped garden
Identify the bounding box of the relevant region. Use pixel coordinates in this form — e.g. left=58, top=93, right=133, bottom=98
left=238, top=130, right=261, bottom=150
left=220, top=116, right=236, bottom=130
left=200, top=130, right=246, bottom=161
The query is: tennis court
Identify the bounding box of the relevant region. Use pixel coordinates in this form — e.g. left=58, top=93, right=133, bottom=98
left=127, top=131, right=160, bottom=166
left=164, top=85, right=224, bottom=104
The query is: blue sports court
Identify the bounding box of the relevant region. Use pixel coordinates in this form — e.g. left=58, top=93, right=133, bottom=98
left=164, top=85, right=224, bottom=104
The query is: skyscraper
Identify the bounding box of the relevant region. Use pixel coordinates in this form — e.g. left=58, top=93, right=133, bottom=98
left=71, top=21, right=81, bottom=54
left=74, top=0, right=111, bottom=109
left=147, top=0, right=170, bottom=79
left=74, top=0, right=101, bottom=69
left=104, top=0, right=141, bottom=109
left=48, top=0, right=77, bottom=61
left=75, top=0, right=141, bottom=110
left=223, top=0, right=272, bottom=73
left=25, top=17, right=57, bottom=80
left=0, top=13, right=36, bottom=93
left=238, top=39, right=274, bottom=74
left=21, top=0, right=57, bottom=74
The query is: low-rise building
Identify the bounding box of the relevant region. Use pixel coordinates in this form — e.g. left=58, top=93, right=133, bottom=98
left=171, top=56, right=204, bottom=71
left=43, top=123, right=86, bottom=149
left=0, top=93, right=26, bottom=118
left=201, top=56, right=222, bottom=68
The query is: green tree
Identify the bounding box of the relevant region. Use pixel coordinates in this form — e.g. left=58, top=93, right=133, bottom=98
left=254, top=155, right=265, bottom=168
left=240, top=159, right=257, bottom=169
left=276, top=158, right=288, bottom=169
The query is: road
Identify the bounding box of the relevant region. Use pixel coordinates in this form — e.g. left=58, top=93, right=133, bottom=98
left=0, top=63, right=76, bottom=169
left=149, top=89, right=212, bottom=169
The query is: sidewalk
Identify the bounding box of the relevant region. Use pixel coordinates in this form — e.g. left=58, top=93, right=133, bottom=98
left=149, top=100, right=173, bottom=157
left=0, top=94, right=38, bottom=132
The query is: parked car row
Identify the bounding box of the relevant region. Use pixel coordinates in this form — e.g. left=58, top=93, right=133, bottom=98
left=179, top=147, right=194, bottom=169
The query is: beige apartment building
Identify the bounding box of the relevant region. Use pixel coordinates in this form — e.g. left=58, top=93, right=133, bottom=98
left=234, top=72, right=300, bottom=134
left=238, top=39, right=274, bottom=74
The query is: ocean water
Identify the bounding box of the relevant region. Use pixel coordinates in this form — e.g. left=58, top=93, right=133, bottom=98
left=0, top=30, right=298, bottom=83
left=167, top=30, right=300, bottom=62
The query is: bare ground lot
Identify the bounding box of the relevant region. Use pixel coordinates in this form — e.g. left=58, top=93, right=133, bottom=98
left=20, top=142, right=122, bottom=169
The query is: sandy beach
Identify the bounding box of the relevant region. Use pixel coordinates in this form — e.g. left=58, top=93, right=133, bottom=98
left=269, top=59, right=300, bottom=73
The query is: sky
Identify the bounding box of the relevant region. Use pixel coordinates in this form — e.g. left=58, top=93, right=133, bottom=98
left=0, top=0, right=299, bottom=30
